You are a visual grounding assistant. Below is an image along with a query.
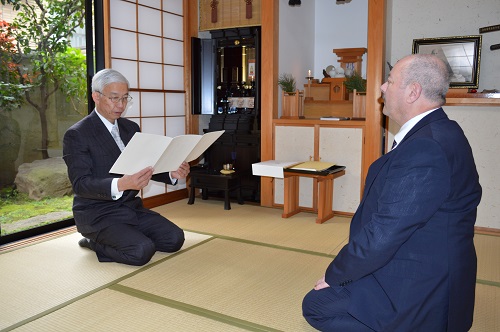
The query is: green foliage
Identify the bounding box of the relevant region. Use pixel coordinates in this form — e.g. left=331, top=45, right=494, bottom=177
left=0, top=191, right=73, bottom=235
left=278, top=73, right=297, bottom=93
left=1, top=0, right=86, bottom=158
left=54, top=47, right=87, bottom=106
left=0, top=20, right=32, bottom=111
left=344, top=72, right=367, bottom=92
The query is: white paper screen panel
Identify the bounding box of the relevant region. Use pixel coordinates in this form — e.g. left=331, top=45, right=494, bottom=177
left=139, top=35, right=162, bottom=63
left=138, top=6, right=162, bottom=35
left=109, top=0, right=186, bottom=195
left=138, top=0, right=161, bottom=10
left=163, top=65, right=184, bottom=90
left=164, top=39, right=184, bottom=66
left=163, top=13, right=183, bottom=40
left=163, top=0, right=183, bottom=15
left=110, top=59, right=138, bottom=88
left=111, top=29, right=137, bottom=60
left=141, top=92, right=165, bottom=117
left=139, top=62, right=163, bottom=89
left=165, top=93, right=185, bottom=116
left=109, top=0, right=136, bottom=30
left=141, top=117, right=165, bottom=135
left=166, top=116, right=186, bottom=138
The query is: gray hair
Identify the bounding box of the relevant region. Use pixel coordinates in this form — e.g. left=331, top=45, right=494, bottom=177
left=400, top=54, right=451, bottom=105
left=91, top=69, right=129, bottom=93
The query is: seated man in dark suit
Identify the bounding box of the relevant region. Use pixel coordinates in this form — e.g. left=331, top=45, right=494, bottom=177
left=63, top=68, right=189, bottom=266
left=302, top=54, right=482, bottom=331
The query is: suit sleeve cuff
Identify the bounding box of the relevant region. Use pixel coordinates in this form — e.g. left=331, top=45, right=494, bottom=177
left=169, top=173, right=178, bottom=185
left=111, top=178, right=124, bottom=200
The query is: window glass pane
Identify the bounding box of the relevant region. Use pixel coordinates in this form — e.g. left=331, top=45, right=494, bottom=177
left=0, top=0, right=89, bottom=238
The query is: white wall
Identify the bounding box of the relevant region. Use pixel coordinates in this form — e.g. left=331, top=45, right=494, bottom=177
left=278, top=0, right=316, bottom=116
left=278, top=0, right=368, bottom=116
left=386, top=0, right=500, bottom=91
left=386, top=0, right=500, bottom=229
left=314, top=0, right=368, bottom=79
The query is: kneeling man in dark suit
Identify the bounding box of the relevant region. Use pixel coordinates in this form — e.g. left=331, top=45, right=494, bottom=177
left=302, top=54, right=482, bottom=331
left=63, top=69, right=189, bottom=266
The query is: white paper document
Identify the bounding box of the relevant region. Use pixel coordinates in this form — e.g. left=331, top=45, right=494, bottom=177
left=252, top=160, right=301, bottom=178
left=110, top=130, right=225, bottom=175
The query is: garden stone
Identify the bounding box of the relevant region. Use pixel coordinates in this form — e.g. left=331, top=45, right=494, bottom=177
left=14, top=157, right=73, bottom=200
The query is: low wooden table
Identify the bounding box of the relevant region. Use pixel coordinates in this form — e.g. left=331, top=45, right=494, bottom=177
left=188, top=170, right=244, bottom=210
left=282, top=168, right=346, bottom=223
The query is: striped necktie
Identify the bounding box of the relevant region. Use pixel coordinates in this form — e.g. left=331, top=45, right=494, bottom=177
left=111, top=125, right=126, bottom=151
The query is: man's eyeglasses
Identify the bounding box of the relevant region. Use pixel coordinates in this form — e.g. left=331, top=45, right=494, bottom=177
left=97, top=91, right=133, bottom=104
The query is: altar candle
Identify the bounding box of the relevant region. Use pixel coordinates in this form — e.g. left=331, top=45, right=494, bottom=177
left=308, top=69, right=311, bottom=77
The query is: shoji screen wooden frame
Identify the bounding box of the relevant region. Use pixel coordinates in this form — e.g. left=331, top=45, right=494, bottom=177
left=104, top=0, right=188, bottom=201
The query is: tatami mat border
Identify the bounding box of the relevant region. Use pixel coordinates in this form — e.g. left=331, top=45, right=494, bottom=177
left=193, top=231, right=500, bottom=290
left=184, top=228, right=337, bottom=259
left=110, top=284, right=282, bottom=332
left=476, top=279, right=500, bottom=288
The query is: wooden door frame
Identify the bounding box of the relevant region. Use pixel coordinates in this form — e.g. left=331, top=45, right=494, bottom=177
left=258, top=0, right=386, bottom=206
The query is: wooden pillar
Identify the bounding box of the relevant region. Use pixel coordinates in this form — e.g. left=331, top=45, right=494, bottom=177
left=259, top=0, right=279, bottom=206
left=363, top=0, right=386, bottom=184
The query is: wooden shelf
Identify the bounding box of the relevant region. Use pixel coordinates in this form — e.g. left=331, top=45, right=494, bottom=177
left=445, top=93, right=500, bottom=106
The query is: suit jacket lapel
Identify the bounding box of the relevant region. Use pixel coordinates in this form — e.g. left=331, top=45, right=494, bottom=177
left=398, top=108, right=447, bottom=146
left=89, top=110, right=122, bottom=157
left=360, top=108, right=447, bottom=204
left=116, top=117, right=136, bottom=146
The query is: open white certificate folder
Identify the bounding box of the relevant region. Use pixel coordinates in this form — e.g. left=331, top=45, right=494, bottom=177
left=109, top=130, right=225, bottom=175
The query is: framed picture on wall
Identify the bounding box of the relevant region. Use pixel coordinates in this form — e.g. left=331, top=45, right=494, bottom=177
left=412, top=35, right=482, bottom=89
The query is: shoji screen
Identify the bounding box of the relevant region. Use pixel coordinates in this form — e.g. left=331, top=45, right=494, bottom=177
left=108, top=0, right=186, bottom=198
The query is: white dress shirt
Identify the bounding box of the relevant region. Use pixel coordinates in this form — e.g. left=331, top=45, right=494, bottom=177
left=392, top=108, right=438, bottom=150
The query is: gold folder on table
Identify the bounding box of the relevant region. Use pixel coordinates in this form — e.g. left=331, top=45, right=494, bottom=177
left=288, top=161, right=336, bottom=172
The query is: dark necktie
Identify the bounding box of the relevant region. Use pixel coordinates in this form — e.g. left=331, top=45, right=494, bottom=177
left=391, top=139, right=397, bottom=150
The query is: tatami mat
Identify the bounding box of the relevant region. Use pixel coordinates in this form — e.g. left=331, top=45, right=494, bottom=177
left=0, top=231, right=211, bottom=331
left=155, top=199, right=350, bottom=256
left=119, top=238, right=323, bottom=331
left=475, top=234, right=500, bottom=283
left=10, top=288, right=249, bottom=332
left=470, top=284, right=500, bottom=332
left=1, top=201, right=498, bottom=331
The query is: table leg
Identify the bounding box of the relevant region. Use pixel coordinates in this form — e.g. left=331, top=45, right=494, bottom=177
left=188, top=184, right=195, bottom=205
left=316, top=178, right=334, bottom=224
left=224, top=189, right=231, bottom=210
left=282, top=175, right=300, bottom=218
left=202, top=188, right=208, bottom=200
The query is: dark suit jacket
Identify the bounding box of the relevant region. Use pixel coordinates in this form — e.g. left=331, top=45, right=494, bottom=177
left=63, top=110, right=173, bottom=234
left=325, top=108, right=482, bottom=331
